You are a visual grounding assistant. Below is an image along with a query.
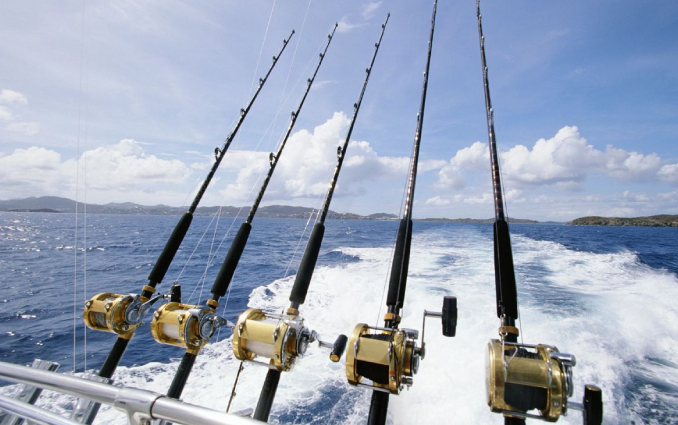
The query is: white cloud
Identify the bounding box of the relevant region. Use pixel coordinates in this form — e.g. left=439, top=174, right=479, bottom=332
left=658, top=164, right=678, bottom=184
left=0, top=139, right=190, bottom=200
left=0, top=88, right=39, bottom=136
left=336, top=17, right=364, bottom=34
left=362, top=2, right=382, bottom=19
left=0, top=106, right=12, bottom=121
left=435, top=126, right=678, bottom=190
left=215, top=112, right=434, bottom=203
left=425, top=196, right=450, bottom=206
left=0, top=89, right=28, bottom=105
left=6, top=122, right=40, bottom=136
left=436, top=141, right=488, bottom=189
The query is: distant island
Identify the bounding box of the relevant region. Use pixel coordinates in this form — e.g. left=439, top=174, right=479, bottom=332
left=569, top=215, right=678, bottom=227
left=0, top=196, right=541, bottom=223
left=0, top=196, right=397, bottom=221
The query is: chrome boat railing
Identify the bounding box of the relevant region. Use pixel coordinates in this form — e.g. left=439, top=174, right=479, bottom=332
left=0, top=361, right=259, bottom=425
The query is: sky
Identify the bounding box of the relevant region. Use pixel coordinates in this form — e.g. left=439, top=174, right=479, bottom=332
left=0, top=0, right=677, bottom=221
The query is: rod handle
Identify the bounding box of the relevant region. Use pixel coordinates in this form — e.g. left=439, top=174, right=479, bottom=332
left=147, top=212, right=193, bottom=292
left=493, top=219, right=518, bottom=319
left=167, top=352, right=197, bottom=399
left=289, top=222, right=325, bottom=305
left=386, top=218, right=412, bottom=308
left=211, top=222, right=252, bottom=299
left=253, top=369, right=281, bottom=422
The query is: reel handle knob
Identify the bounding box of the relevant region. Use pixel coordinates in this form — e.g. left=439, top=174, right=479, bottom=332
left=442, top=296, right=457, bottom=337
left=330, top=334, right=348, bottom=362
left=583, top=385, right=603, bottom=425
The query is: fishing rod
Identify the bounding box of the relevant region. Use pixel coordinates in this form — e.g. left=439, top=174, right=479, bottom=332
left=475, top=2, right=602, bottom=424
left=227, top=14, right=391, bottom=423
left=78, top=30, right=294, bottom=423
left=147, top=25, right=339, bottom=402
left=338, top=2, right=455, bottom=424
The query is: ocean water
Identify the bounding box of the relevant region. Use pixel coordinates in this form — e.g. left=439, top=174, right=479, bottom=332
left=0, top=211, right=677, bottom=424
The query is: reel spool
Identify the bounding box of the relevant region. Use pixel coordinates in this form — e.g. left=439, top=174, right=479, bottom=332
left=151, top=301, right=230, bottom=355
left=486, top=339, right=602, bottom=423
left=232, top=308, right=347, bottom=371
left=83, top=292, right=150, bottom=339
left=345, top=296, right=457, bottom=395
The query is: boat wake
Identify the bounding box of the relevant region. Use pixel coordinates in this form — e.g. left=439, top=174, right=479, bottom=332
left=4, top=225, right=677, bottom=424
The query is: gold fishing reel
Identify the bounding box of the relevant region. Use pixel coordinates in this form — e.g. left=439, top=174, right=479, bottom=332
left=151, top=300, right=231, bottom=355
left=83, top=290, right=154, bottom=339
left=232, top=308, right=347, bottom=371
left=345, top=296, right=457, bottom=395
left=486, top=339, right=603, bottom=423
left=345, top=324, right=419, bottom=394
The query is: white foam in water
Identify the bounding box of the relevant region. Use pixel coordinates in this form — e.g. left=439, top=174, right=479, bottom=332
left=7, top=226, right=678, bottom=424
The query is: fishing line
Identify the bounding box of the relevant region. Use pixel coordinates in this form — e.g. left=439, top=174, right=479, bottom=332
left=182, top=38, right=326, bottom=300
left=235, top=0, right=277, bottom=150
left=263, top=0, right=312, bottom=152
left=283, top=190, right=325, bottom=279
left=197, top=207, right=223, bottom=303
left=177, top=30, right=321, bottom=290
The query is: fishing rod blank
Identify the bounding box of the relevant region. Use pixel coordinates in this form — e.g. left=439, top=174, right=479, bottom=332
left=335, top=2, right=455, bottom=424
left=228, top=14, right=391, bottom=423
left=475, top=2, right=602, bottom=424
left=148, top=25, right=338, bottom=401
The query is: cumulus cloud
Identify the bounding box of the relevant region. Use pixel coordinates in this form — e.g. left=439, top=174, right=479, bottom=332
left=0, top=89, right=28, bottom=104
left=0, top=139, right=190, bottom=200
left=435, top=126, right=678, bottom=190
left=0, top=89, right=39, bottom=136
left=362, top=2, right=382, bottom=19
left=436, top=141, right=488, bottom=189
left=215, top=112, right=439, bottom=203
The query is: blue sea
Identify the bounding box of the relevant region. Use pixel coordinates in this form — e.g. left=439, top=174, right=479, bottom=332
left=1, top=211, right=677, bottom=424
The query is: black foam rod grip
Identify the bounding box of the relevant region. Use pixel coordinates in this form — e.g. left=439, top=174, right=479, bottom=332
left=584, top=385, right=603, bottom=425
left=98, top=336, right=129, bottom=379
left=330, top=334, right=348, bottom=362
left=367, top=391, right=389, bottom=425
left=442, top=296, right=457, bottom=337
left=494, top=219, right=518, bottom=319
left=167, top=352, right=197, bottom=399
left=289, top=222, right=325, bottom=305
left=211, top=222, right=252, bottom=298
left=386, top=218, right=412, bottom=307
left=148, top=212, right=193, bottom=286
left=253, top=369, right=281, bottom=422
